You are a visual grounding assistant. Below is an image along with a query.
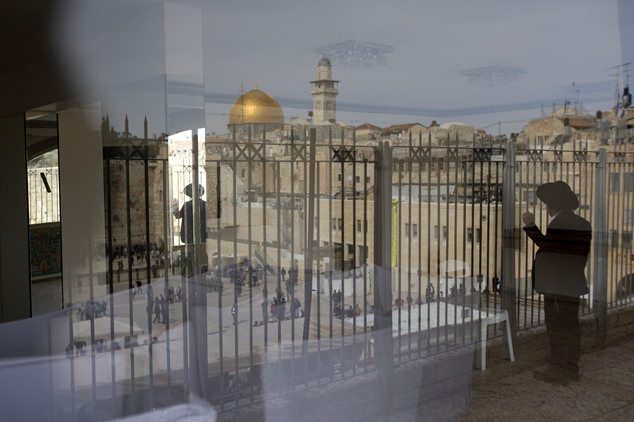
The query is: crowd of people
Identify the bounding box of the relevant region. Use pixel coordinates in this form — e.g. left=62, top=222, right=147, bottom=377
left=331, top=290, right=370, bottom=319
left=150, top=295, right=169, bottom=325
left=79, top=299, right=108, bottom=320
left=263, top=294, right=303, bottom=323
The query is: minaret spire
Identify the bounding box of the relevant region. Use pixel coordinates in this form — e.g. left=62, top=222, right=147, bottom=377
left=310, top=56, right=339, bottom=124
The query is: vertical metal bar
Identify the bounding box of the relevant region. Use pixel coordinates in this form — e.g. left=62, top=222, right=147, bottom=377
left=262, top=131, right=268, bottom=352
left=625, top=158, right=634, bottom=307
left=124, top=157, right=136, bottom=407
left=397, top=157, right=402, bottom=361
left=434, top=143, right=441, bottom=344
left=492, top=138, right=502, bottom=318
left=594, top=148, right=608, bottom=341
left=180, top=138, right=190, bottom=401
left=612, top=144, right=620, bottom=306
left=328, top=128, right=334, bottom=382
left=144, top=154, right=154, bottom=408
left=524, top=142, right=534, bottom=326
left=536, top=137, right=545, bottom=324
left=302, top=128, right=317, bottom=384
left=248, top=128, right=254, bottom=402
left=374, top=141, right=393, bottom=415
left=232, top=130, right=239, bottom=405
left=104, top=159, right=116, bottom=416
left=483, top=141, right=493, bottom=324
left=363, top=155, right=369, bottom=369
left=426, top=133, right=433, bottom=350
left=162, top=158, right=172, bottom=406
left=516, top=150, right=525, bottom=332
left=316, top=150, right=322, bottom=380
left=615, top=142, right=624, bottom=306
left=276, top=158, right=282, bottom=393
left=607, top=158, right=615, bottom=305
left=215, top=154, right=224, bottom=411
left=416, top=132, right=423, bottom=355
left=352, top=129, right=358, bottom=373
left=582, top=142, right=593, bottom=314
left=502, top=144, right=517, bottom=340
left=442, top=138, right=449, bottom=347
left=451, top=135, right=460, bottom=345
left=407, top=135, right=413, bottom=358
left=339, top=129, right=345, bottom=378
left=290, top=128, right=297, bottom=390
left=467, top=138, right=475, bottom=344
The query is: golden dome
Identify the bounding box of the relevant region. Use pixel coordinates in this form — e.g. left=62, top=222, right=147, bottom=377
left=229, top=88, right=284, bottom=125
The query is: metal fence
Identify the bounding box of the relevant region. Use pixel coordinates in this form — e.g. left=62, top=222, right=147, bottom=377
left=204, top=127, right=377, bottom=410
left=8, top=121, right=634, bottom=420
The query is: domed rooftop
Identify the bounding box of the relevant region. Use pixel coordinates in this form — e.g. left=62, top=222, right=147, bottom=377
left=229, top=88, right=284, bottom=125
left=318, top=56, right=331, bottom=67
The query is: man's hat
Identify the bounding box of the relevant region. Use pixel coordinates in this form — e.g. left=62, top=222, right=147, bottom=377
left=184, top=183, right=205, bottom=197
left=536, top=181, right=579, bottom=210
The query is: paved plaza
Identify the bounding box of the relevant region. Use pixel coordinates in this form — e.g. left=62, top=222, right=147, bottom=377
left=27, top=264, right=634, bottom=421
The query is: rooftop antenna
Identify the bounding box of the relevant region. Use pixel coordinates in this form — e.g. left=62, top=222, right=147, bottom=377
left=624, top=63, right=632, bottom=108
left=608, top=62, right=632, bottom=113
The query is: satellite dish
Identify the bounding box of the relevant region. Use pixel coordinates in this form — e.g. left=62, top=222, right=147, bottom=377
left=346, top=176, right=352, bottom=182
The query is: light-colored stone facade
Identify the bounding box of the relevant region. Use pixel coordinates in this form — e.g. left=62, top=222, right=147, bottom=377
left=311, top=58, right=339, bottom=124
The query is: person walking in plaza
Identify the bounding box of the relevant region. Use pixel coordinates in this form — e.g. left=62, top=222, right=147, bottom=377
left=425, top=282, right=435, bottom=302
left=161, top=295, right=168, bottom=325
left=153, top=298, right=161, bottom=324
left=522, top=181, right=592, bottom=386
left=261, top=298, right=268, bottom=324
left=231, top=303, right=238, bottom=326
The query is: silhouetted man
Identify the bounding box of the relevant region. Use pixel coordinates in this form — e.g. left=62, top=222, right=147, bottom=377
left=172, top=183, right=206, bottom=245
left=172, top=183, right=207, bottom=272
left=522, top=181, right=591, bottom=385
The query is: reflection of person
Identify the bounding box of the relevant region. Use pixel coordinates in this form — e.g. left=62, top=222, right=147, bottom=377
left=172, top=183, right=206, bottom=245
left=172, top=183, right=208, bottom=273
left=522, top=181, right=592, bottom=385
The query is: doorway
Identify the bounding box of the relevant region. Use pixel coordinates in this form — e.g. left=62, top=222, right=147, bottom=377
left=26, top=113, right=63, bottom=316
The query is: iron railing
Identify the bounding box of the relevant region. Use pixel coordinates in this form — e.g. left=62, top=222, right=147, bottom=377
left=6, top=120, right=634, bottom=421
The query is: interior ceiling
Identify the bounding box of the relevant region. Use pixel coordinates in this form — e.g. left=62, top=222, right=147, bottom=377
left=26, top=115, right=57, bottom=160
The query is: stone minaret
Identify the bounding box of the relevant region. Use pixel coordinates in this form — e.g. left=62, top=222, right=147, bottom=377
left=310, top=57, right=339, bottom=124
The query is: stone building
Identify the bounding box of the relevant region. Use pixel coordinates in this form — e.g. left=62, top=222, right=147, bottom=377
left=517, top=106, right=597, bottom=146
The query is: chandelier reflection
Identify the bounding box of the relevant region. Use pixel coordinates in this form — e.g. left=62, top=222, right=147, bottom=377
left=461, top=65, right=527, bottom=87
left=315, top=40, right=394, bottom=70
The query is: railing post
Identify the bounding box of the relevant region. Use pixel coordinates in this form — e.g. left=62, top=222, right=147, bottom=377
left=188, top=131, right=208, bottom=400
left=302, top=128, right=317, bottom=355
left=593, top=148, right=608, bottom=342
left=501, top=144, right=517, bottom=339
left=374, top=141, right=393, bottom=414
